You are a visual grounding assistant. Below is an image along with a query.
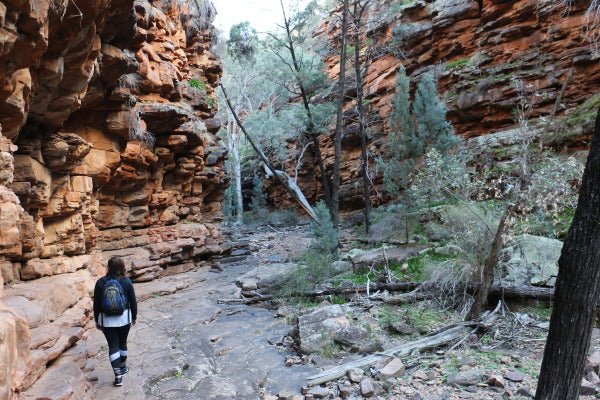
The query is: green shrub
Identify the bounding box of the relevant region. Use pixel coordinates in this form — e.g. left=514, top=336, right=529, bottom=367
left=407, top=148, right=472, bottom=207
left=188, top=78, right=206, bottom=91
left=274, top=252, right=336, bottom=301
left=445, top=58, right=470, bottom=70
left=310, top=201, right=338, bottom=255
left=269, top=208, right=299, bottom=227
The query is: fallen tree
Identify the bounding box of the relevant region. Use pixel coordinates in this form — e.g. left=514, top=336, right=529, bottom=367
left=219, top=281, right=555, bottom=305
left=220, top=84, right=317, bottom=220
left=286, top=281, right=553, bottom=302
left=306, top=303, right=501, bottom=386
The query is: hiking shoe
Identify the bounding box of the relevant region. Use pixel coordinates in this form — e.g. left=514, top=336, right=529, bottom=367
left=121, top=366, right=129, bottom=375
left=114, top=375, right=123, bottom=387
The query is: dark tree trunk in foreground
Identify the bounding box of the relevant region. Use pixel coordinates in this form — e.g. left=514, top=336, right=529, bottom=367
left=332, top=0, right=350, bottom=226
left=535, top=106, right=600, bottom=400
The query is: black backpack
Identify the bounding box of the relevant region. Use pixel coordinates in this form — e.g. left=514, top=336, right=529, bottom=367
left=102, top=278, right=128, bottom=316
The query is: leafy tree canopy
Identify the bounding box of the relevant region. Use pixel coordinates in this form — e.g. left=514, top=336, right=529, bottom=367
left=227, top=21, right=258, bottom=61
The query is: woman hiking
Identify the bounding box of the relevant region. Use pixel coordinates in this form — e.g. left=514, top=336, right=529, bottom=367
left=93, top=256, right=137, bottom=387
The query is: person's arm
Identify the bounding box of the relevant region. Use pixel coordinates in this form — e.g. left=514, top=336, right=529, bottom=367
left=124, top=278, right=137, bottom=323
left=93, top=279, right=102, bottom=326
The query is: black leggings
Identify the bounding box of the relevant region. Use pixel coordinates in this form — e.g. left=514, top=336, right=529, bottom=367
left=102, top=325, right=131, bottom=375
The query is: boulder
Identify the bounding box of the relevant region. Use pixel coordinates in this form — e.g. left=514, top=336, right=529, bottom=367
left=0, top=134, right=15, bottom=186
left=367, top=213, right=410, bottom=244
left=236, top=263, right=298, bottom=291
left=0, top=309, right=31, bottom=394
left=446, top=368, right=486, bottom=386
left=41, top=214, right=87, bottom=258
left=360, top=378, right=376, bottom=397
left=350, top=245, right=428, bottom=272
left=379, top=358, right=405, bottom=379
left=501, top=234, right=562, bottom=286
left=0, top=311, right=19, bottom=399
left=347, top=368, right=364, bottom=383
left=21, top=342, right=92, bottom=400
left=333, top=325, right=369, bottom=350
left=503, top=370, right=528, bottom=382
left=298, top=305, right=350, bottom=354
left=73, top=148, right=120, bottom=180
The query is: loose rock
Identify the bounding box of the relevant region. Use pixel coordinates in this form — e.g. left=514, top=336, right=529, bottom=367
left=503, top=370, right=527, bottom=382
left=360, top=378, right=375, bottom=397
left=446, top=369, right=485, bottom=386
left=379, top=357, right=405, bottom=379
left=347, top=368, right=364, bottom=383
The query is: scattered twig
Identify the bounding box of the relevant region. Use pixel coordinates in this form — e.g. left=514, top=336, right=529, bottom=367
left=382, top=245, right=392, bottom=284
left=266, top=225, right=282, bottom=233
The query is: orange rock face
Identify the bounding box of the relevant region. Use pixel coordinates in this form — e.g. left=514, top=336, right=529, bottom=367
left=267, top=0, right=600, bottom=211
left=0, top=0, right=227, bottom=397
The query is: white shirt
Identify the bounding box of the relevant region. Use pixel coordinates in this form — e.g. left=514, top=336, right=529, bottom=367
left=100, top=309, right=132, bottom=327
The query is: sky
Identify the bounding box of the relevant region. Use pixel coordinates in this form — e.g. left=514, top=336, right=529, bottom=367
left=212, top=0, right=310, bottom=37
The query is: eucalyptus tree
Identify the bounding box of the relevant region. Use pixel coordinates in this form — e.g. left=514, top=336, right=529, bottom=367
left=218, top=24, right=283, bottom=222
left=268, top=0, right=336, bottom=214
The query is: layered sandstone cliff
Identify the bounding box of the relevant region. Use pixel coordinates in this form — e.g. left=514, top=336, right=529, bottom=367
left=0, top=0, right=227, bottom=397
left=267, top=0, right=600, bottom=210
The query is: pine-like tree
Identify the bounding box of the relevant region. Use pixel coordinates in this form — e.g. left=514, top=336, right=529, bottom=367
left=379, top=68, right=457, bottom=197
left=378, top=67, right=417, bottom=196
left=413, top=72, right=458, bottom=151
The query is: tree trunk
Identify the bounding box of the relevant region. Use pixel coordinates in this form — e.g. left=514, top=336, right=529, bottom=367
left=233, top=141, right=243, bottom=223
left=225, top=117, right=244, bottom=223
left=466, top=208, right=509, bottom=320
left=279, top=0, right=334, bottom=212
left=230, top=121, right=244, bottom=223
left=535, top=106, right=600, bottom=400
left=221, top=85, right=317, bottom=220
left=331, top=0, right=350, bottom=226
left=353, top=0, right=371, bottom=234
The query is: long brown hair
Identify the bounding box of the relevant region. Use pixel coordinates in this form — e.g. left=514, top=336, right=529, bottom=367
left=107, top=256, right=126, bottom=277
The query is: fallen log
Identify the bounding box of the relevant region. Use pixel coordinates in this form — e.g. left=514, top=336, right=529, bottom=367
left=217, top=295, right=273, bottom=305
left=307, top=325, right=470, bottom=386
left=306, top=282, right=554, bottom=302
left=307, top=304, right=501, bottom=386
left=218, top=282, right=555, bottom=305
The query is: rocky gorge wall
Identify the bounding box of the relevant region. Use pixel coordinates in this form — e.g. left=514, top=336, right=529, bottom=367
left=0, top=0, right=227, bottom=397
left=267, top=0, right=600, bottom=210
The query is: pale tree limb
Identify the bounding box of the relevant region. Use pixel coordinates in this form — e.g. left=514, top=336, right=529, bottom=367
left=294, top=141, right=313, bottom=183
left=220, top=84, right=317, bottom=220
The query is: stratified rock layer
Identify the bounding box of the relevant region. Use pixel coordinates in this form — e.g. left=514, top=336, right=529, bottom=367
left=267, top=0, right=600, bottom=210
left=0, top=0, right=226, bottom=397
